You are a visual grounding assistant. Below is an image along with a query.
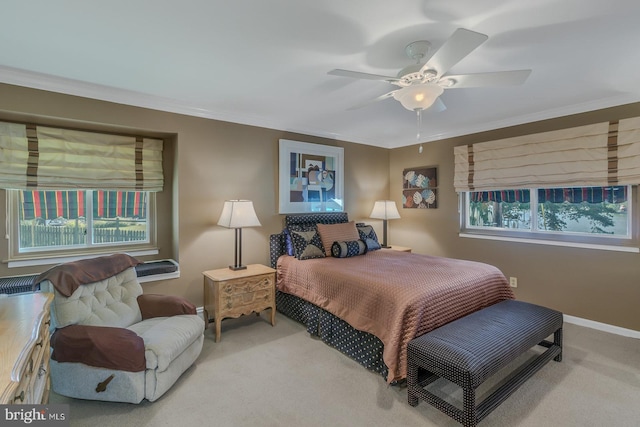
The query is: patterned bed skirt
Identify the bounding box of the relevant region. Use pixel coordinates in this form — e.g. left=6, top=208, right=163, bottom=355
left=276, top=290, right=389, bottom=381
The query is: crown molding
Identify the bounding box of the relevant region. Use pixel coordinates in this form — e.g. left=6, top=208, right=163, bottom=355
left=2, top=65, right=639, bottom=149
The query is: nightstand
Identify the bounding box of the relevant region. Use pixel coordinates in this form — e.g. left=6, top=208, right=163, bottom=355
left=202, top=264, right=276, bottom=342
left=387, top=245, right=412, bottom=253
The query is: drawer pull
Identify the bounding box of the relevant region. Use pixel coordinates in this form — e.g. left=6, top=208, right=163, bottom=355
left=36, top=340, right=43, bottom=347
left=14, top=390, right=25, bottom=403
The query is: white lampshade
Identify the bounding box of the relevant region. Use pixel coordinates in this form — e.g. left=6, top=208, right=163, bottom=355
left=393, top=83, right=444, bottom=111
left=370, top=200, right=401, bottom=220
left=217, top=200, right=261, bottom=228
left=218, top=200, right=261, bottom=271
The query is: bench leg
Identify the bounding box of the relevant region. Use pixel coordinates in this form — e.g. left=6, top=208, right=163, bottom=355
left=463, top=387, right=478, bottom=427
left=407, top=358, right=419, bottom=407
left=553, top=327, right=563, bottom=362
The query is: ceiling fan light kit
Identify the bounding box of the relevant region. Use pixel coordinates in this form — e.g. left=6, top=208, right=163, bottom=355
left=328, top=28, right=531, bottom=113
left=393, top=83, right=444, bottom=111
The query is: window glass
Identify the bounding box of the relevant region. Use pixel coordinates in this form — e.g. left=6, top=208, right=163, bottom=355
left=17, top=190, right=150, bottom=252
left=91, top=191, right=148, bottom=245
left=536, top=187, right=628, bottom=236
left=467, top=190, right=531, bottom=230
left=465, top=186, right=629, bottom=238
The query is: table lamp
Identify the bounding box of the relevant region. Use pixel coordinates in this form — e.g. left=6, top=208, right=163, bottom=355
left=369, top=200, right=401, bottom=248
left=217, top=200, right=261, bottom=270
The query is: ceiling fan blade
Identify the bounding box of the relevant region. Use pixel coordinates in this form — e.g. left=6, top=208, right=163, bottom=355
left=346, top=90, right=398, bottom=111
left=421, top=28, right=488, bottom=78
left=328, top=69, right=399, bottom=83
left=442, top=69, right=532, bottom=88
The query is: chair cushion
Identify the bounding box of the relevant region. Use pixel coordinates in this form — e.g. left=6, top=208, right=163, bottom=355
left=128, top=314, right=205, bottom=372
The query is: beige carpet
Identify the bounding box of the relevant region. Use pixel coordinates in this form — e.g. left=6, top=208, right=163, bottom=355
left=50, top=312, right=640, bottom=426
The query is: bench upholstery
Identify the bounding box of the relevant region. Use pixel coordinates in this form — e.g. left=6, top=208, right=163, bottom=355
left=407, top=299, right=562, bottom=426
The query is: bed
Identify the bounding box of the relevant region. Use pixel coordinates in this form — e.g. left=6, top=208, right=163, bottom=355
left=269, top=212, right=514, bottom=384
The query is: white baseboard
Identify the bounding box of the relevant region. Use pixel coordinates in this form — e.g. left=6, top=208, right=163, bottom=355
left=563, top=314, right=640, bottom=339
left=195, top=306, right=639, bottom=340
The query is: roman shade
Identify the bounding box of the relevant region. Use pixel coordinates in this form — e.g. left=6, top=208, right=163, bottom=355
left=0, top=121, right=163, bottom=191
left=454, top=117, right=640, bottom=192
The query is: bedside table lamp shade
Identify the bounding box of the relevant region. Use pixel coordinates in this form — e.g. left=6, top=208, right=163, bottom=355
left=369, top=200, right=401, bottom=248
left=217, top=200, right=261, bottom=270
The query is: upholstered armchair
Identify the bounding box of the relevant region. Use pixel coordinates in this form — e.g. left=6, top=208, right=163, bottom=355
left=36, top=254, right=205, bottom=403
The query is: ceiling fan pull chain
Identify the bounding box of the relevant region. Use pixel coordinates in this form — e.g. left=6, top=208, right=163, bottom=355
left=417, top=109, right=424, bottom=154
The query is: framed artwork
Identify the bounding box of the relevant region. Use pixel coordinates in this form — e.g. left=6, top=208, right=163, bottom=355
left=403, top=166, right=438, bottom=209
left=279, top=139, right=344, bottom=213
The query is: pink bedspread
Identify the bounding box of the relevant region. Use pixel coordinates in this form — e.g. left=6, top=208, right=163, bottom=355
left=277, top=249, right=514, bottom=383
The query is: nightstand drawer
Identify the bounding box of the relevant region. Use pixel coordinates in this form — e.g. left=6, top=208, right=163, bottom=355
left=221, top=274, right=273, bottom=295
left=221, top=288, right=273, bottom=312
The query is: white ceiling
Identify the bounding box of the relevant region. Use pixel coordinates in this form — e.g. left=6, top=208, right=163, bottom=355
left=2, top=0, right=640, bottom=149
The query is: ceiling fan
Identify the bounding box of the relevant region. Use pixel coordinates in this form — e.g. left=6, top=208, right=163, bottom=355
left=328, top=28, right=531, bottom=112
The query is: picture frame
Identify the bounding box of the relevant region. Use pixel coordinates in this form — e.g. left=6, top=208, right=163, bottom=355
left=278, top=139, right=344, bottom=213
left=402, top=166, right=438, bottom=209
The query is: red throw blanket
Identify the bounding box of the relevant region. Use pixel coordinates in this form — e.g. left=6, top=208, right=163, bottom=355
left=277, top=250, right=514, bottom=383
left=34, top=253, right=141, bottom=297
left=51, top=324, right=145, bottom=372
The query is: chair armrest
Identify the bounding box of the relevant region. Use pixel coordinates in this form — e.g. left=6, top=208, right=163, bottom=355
left=50, top=325, right=145, bottom=372
left=137, top=294, right=197, bottom=319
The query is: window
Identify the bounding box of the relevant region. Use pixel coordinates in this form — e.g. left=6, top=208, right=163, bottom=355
left=10, top=189, right=156, bottom=259
left=462, top=186, right=631, bottom=241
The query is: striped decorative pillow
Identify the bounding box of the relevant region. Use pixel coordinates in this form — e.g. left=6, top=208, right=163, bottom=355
left=316, top=221, right=360, bottom=256
left=331, top=240, right=368, bottom=258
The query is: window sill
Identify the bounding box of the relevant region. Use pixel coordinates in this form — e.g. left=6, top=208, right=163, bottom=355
left=136, top=259, right=180, bottom=283
left=1, top=258, right=179, bottom=295
left=6, top=249, right=159, bottom=268
left=458, top=233, right=640, bottom=253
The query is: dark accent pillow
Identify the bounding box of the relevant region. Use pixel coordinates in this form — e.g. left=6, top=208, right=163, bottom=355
left=283, top=228, right=295, bottom=256
left=288, top=224, right=326, bottom=260
left=356, top=224, right=381, bottom=251
left=331, top=240, right=368, bottom=258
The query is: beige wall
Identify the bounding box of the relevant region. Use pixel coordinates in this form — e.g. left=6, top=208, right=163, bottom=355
left=0, top=83, right=389, bottom=306
left=2, top=82, right=638, bottom=332
left=390, top=103, right=640, bottom=332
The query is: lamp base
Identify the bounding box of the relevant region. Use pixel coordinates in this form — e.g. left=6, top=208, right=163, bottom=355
left=229, top=265, right=247, bottom=271
left=381, top=245, right=392, bottom=249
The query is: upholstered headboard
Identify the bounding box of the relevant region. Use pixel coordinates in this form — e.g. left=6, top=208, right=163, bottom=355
left=269, top=212, right=349, bottom=268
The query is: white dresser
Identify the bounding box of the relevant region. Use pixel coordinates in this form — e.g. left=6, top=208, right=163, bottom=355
left=0, top=292, right=54, bottom=404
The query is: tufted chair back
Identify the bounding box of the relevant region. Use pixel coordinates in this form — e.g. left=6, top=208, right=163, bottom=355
left=45, top=267, right=143, bottom=329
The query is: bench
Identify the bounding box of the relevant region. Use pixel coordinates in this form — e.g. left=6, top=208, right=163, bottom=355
left=407, top=299, right=563, bottom=427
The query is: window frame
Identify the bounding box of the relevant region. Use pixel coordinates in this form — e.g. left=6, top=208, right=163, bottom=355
left=7, top=189, right=158, bottom=265
left=459, top=185, right=637, bottom=251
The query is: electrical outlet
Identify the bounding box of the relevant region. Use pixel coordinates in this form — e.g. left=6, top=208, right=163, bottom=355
left=509, top=277, right=518, bottom=288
